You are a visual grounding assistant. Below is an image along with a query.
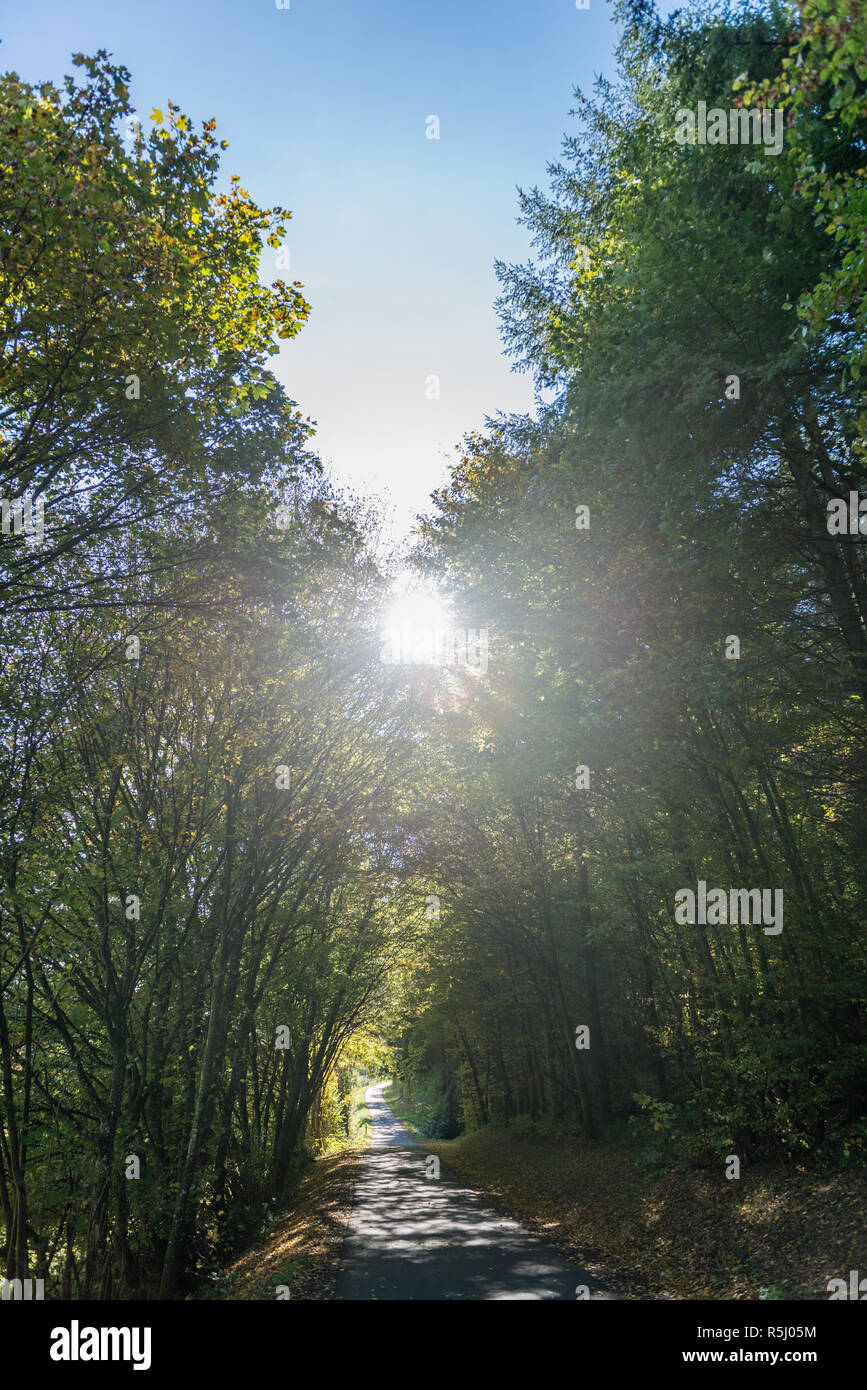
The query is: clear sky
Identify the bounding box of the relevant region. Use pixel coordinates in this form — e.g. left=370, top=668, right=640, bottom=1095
left=2, top=0, right=664, bottom=541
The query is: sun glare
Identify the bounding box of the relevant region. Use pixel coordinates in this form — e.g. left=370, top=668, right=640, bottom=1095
left=383, top=574, right=453, bottom=637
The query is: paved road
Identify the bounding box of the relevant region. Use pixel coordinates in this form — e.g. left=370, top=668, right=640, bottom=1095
left=335, top=1082, right=620, bottom=1300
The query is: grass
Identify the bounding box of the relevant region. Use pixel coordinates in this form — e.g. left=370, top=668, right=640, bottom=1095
left=380, top=1080, right=428, bottom=1137
left=347, top=1086, right=372, bottom=1145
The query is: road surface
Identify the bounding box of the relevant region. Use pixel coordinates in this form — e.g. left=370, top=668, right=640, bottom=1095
left=335, top=1082, right=621, bottom=1300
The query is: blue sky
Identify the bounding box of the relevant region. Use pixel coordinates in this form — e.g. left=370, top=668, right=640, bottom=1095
left=2, top=0, right=663, bottom=541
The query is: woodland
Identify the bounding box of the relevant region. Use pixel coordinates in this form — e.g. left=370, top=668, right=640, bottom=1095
left=0, top=0, right=864, bottom=1298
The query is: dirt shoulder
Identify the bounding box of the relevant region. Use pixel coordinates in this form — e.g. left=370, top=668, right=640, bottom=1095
left=200, top=1147, right=365, bottom=1301
left=422, top=1128, right=866, bottom=1300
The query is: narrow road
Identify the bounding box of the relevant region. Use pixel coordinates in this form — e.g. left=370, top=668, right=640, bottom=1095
left=335, top=1082, right=620, bottom=1300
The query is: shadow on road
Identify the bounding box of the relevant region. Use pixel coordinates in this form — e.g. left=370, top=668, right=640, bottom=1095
left=335, top=1082, right=623, bottom=1300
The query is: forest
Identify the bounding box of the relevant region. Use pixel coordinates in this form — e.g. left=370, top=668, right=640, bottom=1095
left=0, top=0, right=865, bottom=1302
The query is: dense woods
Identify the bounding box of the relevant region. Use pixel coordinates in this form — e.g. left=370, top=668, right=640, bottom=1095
left=396, top=0, right=867, bottom=1162
left=1, top=0, right=865, bottom=1301
left=0, top=53, right=424, bottom=1297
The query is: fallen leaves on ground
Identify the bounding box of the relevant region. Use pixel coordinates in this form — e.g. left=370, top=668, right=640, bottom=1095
left=425, top=1131, right=866, bottom=1300
left=202, top=1147, right=364, bottom=1301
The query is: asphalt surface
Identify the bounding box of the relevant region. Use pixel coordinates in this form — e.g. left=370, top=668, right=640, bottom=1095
left=335, top=1082, right=620, bottom=1300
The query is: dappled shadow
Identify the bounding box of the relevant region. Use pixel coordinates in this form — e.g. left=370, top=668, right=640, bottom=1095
left=336, top=1084, right=622, bottom=1300
left=366, top=1084, right=418, bottom=1149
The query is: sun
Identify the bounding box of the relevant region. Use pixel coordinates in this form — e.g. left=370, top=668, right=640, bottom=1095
left=383, top=573, right=453, bottom=638
left=379, top=572, right=487, bottom=683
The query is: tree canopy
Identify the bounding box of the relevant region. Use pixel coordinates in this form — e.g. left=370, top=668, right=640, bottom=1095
left=1, top=2, right=865, bottom=1301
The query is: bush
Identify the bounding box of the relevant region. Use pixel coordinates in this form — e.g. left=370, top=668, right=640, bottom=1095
left=419, top=1111, right=463, bottom=1140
